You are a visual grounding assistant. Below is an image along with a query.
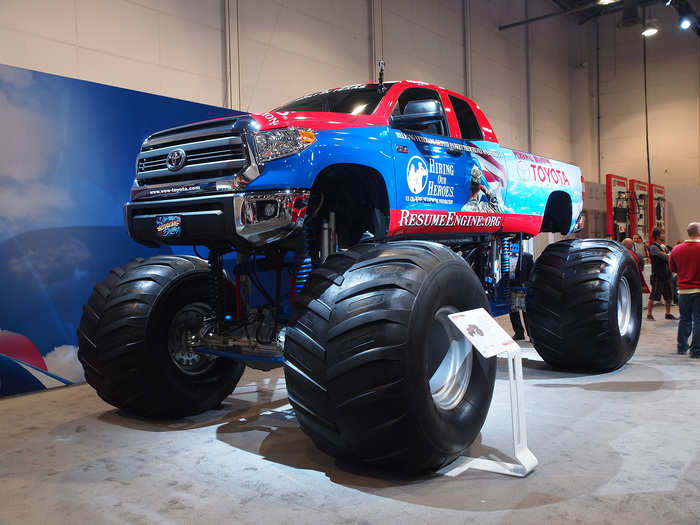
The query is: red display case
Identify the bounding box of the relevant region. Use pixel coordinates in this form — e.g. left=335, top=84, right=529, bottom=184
left=649, top=184, right=666, bottom=242
left=628, top=179, right=649, bottom=243
left=606, top=174, right=629, bottom=241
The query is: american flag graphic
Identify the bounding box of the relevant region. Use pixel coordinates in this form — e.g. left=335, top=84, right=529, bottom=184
left=468, top=142, right=507, bottom=205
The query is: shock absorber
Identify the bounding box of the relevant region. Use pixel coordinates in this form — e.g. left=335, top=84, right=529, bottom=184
left=292, top=224, right=314, bottom=297
left=320, top=218, right=330, bottom=262
left=501, top=237, right=511, bottom=298
left=208, top=248, right=225, bottom=330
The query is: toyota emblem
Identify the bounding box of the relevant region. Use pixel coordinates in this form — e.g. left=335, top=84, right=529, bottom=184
left=166, top=148, right=186, bottom=171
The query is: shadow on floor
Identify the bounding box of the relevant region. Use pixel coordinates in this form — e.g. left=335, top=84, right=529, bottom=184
left=534, top=378, right=700, bottom=392
left=211, top=402, right=625, bottom=511
left=96, top=397, right=256, bottom=432
left=504, top=358, right=595, bottom=380
left=89, top=372, right=623, bottom=512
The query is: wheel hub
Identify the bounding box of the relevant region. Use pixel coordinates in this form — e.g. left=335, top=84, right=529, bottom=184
left=617, top=276, right=632, bottom=337
left=168, top=305, right=217, bottom=376
left=428, top=306, right=474, bottom=411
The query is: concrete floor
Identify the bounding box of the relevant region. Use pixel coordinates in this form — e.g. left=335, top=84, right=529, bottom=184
left=1, top=305, right=699, bottom=524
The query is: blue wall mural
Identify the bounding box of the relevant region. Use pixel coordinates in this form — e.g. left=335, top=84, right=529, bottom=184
left=0, top=64, right=242, bottom=396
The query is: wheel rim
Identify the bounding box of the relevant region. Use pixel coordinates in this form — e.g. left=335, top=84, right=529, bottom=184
left=168, top=304, right=217, bottom=376
left=617, top=276, right=632, bottom=336
left=428, top=306, right=473, bottom=411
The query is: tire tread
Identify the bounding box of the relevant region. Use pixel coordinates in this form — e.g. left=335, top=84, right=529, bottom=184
left=526, top=239, right=641, bottom=372
left=77, top=255, right=243, bottom=418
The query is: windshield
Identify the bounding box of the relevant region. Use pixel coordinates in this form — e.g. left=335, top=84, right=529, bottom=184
left=274, top=83, right=396, bottom=114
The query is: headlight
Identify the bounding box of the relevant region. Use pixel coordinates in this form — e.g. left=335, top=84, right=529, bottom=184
left=253, top=127, right=315, bottom=164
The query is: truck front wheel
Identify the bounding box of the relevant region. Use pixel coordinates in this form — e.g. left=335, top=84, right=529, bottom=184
left=78, top=256, right=244, bottom=418
left=526, top=239, right=642, bottom=372
left=283, top=241, right=496, bottom=472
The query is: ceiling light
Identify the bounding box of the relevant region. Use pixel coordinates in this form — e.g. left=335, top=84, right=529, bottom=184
left=642, top=20, right=659, bottom=36
left=597, top=0, right=618, bottom=4
left=673, top=2, right=699, bottom=32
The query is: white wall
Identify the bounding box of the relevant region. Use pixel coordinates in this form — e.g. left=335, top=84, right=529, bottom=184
left=597, top=5, right=700, bottom=187
left=467, top=0, right=586, bottom=167
left=530, top=0, right=579, bottom=164
left=468, top=0, right=528, bottom=151
left=598, top=14, right=647, bottom=183
left=235, top=0, right=371, bottom=112
left=645, top=6, right=700, bottom=187
left=666, top=186, right=700, bottom=244
left=381, top=0, right=466, bottom=96
left=0, top=0, right=226, bottom=106
left=571, top=22, right=598, bottom=183
left=232, top=0, right=466, bottom=114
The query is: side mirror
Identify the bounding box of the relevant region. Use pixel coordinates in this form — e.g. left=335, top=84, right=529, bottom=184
left=389, top=99, right=443, bottom=128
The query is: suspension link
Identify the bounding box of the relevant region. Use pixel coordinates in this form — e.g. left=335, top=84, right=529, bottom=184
left=208, top=248, right=225, bottom=330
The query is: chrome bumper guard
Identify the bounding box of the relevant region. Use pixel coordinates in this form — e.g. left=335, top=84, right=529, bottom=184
left=124, top=190, right=310, bottom=248
left=234, top=190, right=310, bottom=244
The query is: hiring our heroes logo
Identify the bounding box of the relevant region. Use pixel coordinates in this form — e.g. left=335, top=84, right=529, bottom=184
left=406, top=156, right=429, bottom=194
left=406, top=156, right=456, bottom=201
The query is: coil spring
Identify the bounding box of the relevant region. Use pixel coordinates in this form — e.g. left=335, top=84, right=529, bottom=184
left=208, top=249, right=225, bottom=327
left=501, top=238, right=511, bottom=297
left=294, top=224, right=314, bottom=293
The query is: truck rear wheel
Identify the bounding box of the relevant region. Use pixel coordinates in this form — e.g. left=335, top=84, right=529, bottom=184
left=283, top=241, right=496, bottom=472
left=78, top=256, right=244, bottom=418
left=526, top=239, right=642, bottom=372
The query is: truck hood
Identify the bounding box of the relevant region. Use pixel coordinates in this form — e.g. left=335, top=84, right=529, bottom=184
left=250, top=111, right=384, bottom=132
left=150, top=111, right=385, bottom=138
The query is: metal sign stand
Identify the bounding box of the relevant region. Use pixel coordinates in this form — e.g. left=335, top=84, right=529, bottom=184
left=442, top=344, right=538, bottom=478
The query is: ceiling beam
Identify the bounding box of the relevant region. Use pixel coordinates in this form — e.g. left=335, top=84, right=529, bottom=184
left=578, top=0, right=664, bottom=24
left=500, top=0, right=665, bottom=29
left=499, top=1, right=606, bottom=30
left=550, top=0, right=572, bottom=11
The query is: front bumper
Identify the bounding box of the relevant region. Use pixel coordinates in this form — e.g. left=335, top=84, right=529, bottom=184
left=124, top=190, right=309, bottom=248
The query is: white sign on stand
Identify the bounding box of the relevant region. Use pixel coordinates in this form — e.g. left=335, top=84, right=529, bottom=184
left=448, top=308, right=520, bottom=358
left=442, top=308, right=538, bottom=478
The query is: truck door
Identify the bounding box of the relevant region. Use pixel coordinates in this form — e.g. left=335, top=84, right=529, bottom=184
left=447, top=94, right=508, bottom=212
left=390, top=87, right=467, bottom=213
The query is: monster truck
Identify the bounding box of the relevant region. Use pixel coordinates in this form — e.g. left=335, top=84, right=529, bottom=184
left=78, top=80, right=642, bottom=473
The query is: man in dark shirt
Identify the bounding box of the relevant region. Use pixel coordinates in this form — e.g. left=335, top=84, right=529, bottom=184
left=509, top=248, right=533, bottom=340
left=647, top=228, right=676, bottom=321
left=669, top=222, right=700, bottom=358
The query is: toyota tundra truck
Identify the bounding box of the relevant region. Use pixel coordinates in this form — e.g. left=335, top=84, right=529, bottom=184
left=78, top=80, right=642, bottom=473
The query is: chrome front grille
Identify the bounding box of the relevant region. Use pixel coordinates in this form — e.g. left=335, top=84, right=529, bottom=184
left=136, top=119, right=249, bottom=186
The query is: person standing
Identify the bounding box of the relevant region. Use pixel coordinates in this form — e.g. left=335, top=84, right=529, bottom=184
left=622, top=238, right=644, bottom=276
left=647, top=228, right=676, bottom=321
left=632, top=233, right=648, bottom=265
left=630, top=234, right=651, bottom=293
left=669, top=222, right=700, bottom=358
left=509, top=249, right=534, bottom=340
left=672, top=240, right=682, bottom=306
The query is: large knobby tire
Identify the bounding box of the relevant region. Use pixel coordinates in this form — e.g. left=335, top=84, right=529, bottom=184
left=283, top=241, right=496, bottom=473
left=78, top=255, right=244, bottom=418
left=526, top=239, right=642, bottom=372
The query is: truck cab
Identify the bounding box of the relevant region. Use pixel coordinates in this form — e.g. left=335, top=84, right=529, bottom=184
left=125, top=80, right=582, bottom=252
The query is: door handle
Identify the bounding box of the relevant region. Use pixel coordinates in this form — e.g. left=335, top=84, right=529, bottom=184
left=447, top=147, right=462, bottom=156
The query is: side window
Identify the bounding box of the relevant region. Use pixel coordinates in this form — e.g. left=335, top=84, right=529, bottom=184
left=391, top=87, right=449, bottom=136
left=448, top=95, right=483, bottom=140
